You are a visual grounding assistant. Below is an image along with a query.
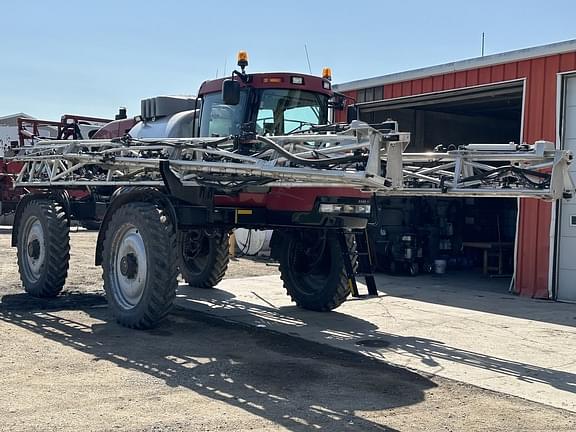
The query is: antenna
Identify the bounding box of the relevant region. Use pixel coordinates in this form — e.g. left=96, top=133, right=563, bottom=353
left=481, top=32, right=485, bottom=57
left=223, top=57, right=227, bottom=76
left=304, top=44, right=312, bottom=74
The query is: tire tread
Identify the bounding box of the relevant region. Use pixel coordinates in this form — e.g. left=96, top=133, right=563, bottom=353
left=180, top=231, right=229, bottom=289
left=278, top=232, right=355, bottom=312
left=102, top=201, right=177, bottom=329
left=17, top=199, right=70, bottom=298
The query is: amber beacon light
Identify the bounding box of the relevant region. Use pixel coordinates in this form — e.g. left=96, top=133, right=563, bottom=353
left=237, top=51, right=249, bottom=71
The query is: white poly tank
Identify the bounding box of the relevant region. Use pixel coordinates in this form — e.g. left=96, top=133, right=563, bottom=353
left=234, top=229, right=273, bottom=256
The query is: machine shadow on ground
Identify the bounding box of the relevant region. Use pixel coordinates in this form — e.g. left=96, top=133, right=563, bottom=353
left=372, top=271, right=576, bottom=328
left=181, top=285, right=576, bottom=396
left=0, top=292, right=437, bottom=432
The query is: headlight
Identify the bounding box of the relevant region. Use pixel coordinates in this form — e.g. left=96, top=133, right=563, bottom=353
left=319, top=204, right=340, bottom=213
left=319, top=203, right=371, bottom=214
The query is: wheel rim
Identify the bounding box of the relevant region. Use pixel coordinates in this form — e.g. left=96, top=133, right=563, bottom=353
left=110, top=224, right=148, bottom=310
left=288, top=234, right=331, bottom=295
left=22, top=216, right=45, bottom=283
left=181, top=230, right=210, bottom=276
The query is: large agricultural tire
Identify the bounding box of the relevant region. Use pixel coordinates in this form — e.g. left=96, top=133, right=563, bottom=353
left=178, top=229, right=230, bottom=288
left=102, top=201, right=178, bottom=329
left=276, top=231, right=355, bottom=312
left=16, top=199, right=70, bottom=297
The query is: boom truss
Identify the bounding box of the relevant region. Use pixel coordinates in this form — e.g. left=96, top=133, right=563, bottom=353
left=11, top=122, right=574, bottom=200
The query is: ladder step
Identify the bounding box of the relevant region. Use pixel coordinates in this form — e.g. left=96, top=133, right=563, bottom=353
left=365, top=275, right=378, bottom=296
left=340, top=230, right=379, bottom=298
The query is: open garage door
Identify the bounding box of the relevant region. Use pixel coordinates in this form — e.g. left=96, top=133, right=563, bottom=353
left=358, top=81, right=524, bottom=152
left=359, top=81, right=524, bottom=288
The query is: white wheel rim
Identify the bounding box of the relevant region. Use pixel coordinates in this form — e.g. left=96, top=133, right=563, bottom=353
left=111, top=225, right=148, bottom=310
left=23, top=217, right=46, bottom=282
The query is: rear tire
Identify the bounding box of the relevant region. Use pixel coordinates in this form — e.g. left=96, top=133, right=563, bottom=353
left=17, top=198, right=70, bottom=297
left=178, top=229, right=230, bottom=288
left=102, top=201, right=178, bottom=329
left=276, top=231, right=354, bottom=311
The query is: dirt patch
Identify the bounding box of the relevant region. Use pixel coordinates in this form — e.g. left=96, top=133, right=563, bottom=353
left=1, top=231, right=575, bottom=431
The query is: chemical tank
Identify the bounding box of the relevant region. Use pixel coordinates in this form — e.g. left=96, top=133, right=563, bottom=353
left=129, top=96, right=199, bottom=138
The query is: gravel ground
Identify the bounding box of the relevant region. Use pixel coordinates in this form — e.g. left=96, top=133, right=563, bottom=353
left=1, top=229, right=575, bottom=431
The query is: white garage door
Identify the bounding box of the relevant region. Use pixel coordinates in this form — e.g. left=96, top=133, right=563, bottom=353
left=557, top=75, right=576, bottom=301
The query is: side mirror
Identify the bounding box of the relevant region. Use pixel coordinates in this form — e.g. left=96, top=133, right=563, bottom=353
left=222, top=79, right=240, bottom=105
left=329, top=94, right=345, bottom=110
left=346, top=105, right=358, bottom=123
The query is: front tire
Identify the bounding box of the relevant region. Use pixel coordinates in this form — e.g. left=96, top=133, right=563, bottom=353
left=17, top=198, right=70, bottom=297
left=276, top=231, right=354, bottom=311
left=102, top=201, right=178, bottom=329
left=178, top=229, right=229, bottom=288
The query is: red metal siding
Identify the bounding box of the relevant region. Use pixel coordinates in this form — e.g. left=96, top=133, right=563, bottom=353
left=467, top=69, right=479, bottom=86
left=518, top=55, right=566, bottom=298
left=516, top=199, right=552, bottom=297
left=560, top=52, right=576, bottom=71
left=444, top=73, right=456, bottom=90
left=504, top=63, right=517, bottom=81
left=422, top=77, right=433, bottom=93
left=402, top=81, right=411, bottom=96
left=492, top=65, right=504, bottom=82
left=343, top=50, right=576, bottom=297
left=478, top=67, right=492, bottom=85
left=455, top=71, right=467, bottom=87
left=433, top=75, right=444, bottom=91
left=413, top=79, right=423, bottom=94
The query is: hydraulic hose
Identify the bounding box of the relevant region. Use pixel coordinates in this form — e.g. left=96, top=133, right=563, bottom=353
left=255, top=135, right=368, bottom=167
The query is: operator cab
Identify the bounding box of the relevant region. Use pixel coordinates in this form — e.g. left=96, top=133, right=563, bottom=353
left=129, top=52, right=346, bottom=141
left=197, top=52, right=334, bottom=139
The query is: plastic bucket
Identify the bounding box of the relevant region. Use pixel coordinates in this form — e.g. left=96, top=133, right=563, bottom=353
left=434, top=259, right=447, bottom=274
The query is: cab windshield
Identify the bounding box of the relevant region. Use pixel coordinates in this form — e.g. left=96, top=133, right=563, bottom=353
left=256, top=89, right=328, bottom=135
left=199, top=88, right=328, bottom=138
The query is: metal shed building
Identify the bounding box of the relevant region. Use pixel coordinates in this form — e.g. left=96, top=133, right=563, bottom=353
left=334, top=39, right=576, bottom=300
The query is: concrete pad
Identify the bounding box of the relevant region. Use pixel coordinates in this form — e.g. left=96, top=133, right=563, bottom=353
left=176, top=272, right=576, bottom=412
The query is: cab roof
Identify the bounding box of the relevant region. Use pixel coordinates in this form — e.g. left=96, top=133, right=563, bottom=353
left=198, top=72, right=333, bottom=97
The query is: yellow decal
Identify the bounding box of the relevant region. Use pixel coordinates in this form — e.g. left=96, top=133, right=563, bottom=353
left=235, top=209, right=253, bottom=224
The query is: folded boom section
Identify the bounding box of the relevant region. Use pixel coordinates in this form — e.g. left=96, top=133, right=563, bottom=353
left=12, top=122, right=574, bottom=200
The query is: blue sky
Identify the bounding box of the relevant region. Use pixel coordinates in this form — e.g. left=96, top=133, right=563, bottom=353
left=1, top=0, right=575, bottom=119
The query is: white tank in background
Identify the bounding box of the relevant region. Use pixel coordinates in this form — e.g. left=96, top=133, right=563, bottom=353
left=129, top=96, right=199, bottom=138
left=234, top=229, right=273, bottom=256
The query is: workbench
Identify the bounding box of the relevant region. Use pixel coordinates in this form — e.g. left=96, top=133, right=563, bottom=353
left=462, top=242, right=514, bottom=275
